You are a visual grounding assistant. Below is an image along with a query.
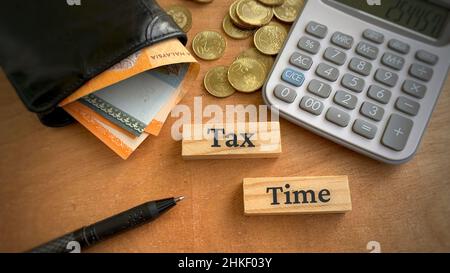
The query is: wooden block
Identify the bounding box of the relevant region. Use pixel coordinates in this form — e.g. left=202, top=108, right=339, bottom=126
left=182, top=122, right=281, bottom=159
left=243, top=176, right=352, bottom=215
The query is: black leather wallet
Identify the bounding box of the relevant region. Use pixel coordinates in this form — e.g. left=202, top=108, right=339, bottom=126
left=0, top=0, right=187, bottom=127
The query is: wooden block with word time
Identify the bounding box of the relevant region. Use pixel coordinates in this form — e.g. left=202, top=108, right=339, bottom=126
left=182, top=122, right=281, bottom=159
left=243, top=176, right=352, bottom=215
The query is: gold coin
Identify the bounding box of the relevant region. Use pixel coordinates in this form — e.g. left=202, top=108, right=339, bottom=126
left=236, top=47, right=274, bottom=76
left=258, top=0, right=285, bottom=6
left=273, top=0, right=304, bottom=23
left=228, top=57, right=266, bottom=93
left=222, top=14, right=253, bottom=40
left=268, top=20, right=291, bottom=33
left=254, top=24, right=287, bottom=55
left=204, top=66, right=236, bottom=98
left=236, top=0, right=273, bottom=27
left=192, top=31, right=227, bottom=61
left=166, top=5, right=192, bottom=33
left=229, top=0, right=255, bottom=29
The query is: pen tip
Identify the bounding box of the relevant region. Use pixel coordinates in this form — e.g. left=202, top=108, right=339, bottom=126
left=174, top=196, right=185, bottom=203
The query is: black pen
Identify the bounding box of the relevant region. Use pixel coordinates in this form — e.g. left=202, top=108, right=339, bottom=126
left=28, top=196, right=184, bottom=253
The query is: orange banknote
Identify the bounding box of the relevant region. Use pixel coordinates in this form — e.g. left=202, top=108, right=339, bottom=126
left=59, top=38, right=198, bottom=107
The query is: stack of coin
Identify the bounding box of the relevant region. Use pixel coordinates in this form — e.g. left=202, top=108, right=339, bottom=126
left=190, top=0, right=305, bottom=97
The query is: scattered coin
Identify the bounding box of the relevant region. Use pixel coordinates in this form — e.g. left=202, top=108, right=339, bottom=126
left=228, top=57, right=266, bottom=93
left=223, top=14, right=254, bottom=40
left=192, top=31, right=227, bottom=61
left=204, top=66, right=236, bottom=98
left=236, top=47, right=275, bottom=76
left=236, top=0, right=273, bottom=27
left=166, top=5, right=193, bottom=33
left=254, top=24, right=287, bottom=55
left=273, top=0, right=304, bottom=23
left=229, top=0, right=256, bottom=29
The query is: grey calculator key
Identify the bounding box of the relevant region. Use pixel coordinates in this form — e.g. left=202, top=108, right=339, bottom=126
left=416, top=50, right=438, bottom=65
left=356, top=41, right=379, bottom=60
left=307, top=79, right=332, bottom=98
left=331, top=32, right=354, bottom=49
left=409, top=63, right=433, bottom=82
left=367, top=85, right=392, bottom=104
left=306, top=21, right=328, bottom=39
left=326, top=107, right=350, bottom=127
left=374, top=68, right=398, bottom=87
left=349, top=57, right=372, bottom=76
left=402, top=80, right=426, bottom=99
left=363, top=29, right=384, bottom=44
left=274, top=84, right=297, bottom=103
left=353, top=119, right=377, bottom=139
left=281, top=68, right=305, bottom=87
left=360, top=102, right=384, bottom=121
left=381, top=52, right=405, bottom=70
left=396, top=96, right=420, bottom=116
left=290, top=52, right=313, bottom=70
left=382, top=114, right=413, bottom=151
left=323, top=47, right=347, bottom=66
left=388, top=39, right=410, bottom=54
left=341, top=73, right=365, bottom=93
left=316, top=63, right=339, bottom=82
left=334, top=90, right=357, bottom=110
left=300, top=96, right=324, bottom=116
left=298, top=36, right=320, bottom=54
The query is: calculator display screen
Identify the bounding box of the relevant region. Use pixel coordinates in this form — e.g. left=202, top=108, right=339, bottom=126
left=335, top=0, right=448, bottom=38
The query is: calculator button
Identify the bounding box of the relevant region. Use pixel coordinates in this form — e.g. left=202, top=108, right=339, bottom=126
left=360, top=102, right=384, bottom=122
left=300, top=96, right=324, bottom=116
left=341, top=73, right=365, bottom=93
left=331, top=32, right=354, bottom=49
left=290, top=52, right=313, bottom=70
left=388, top=39, right=410, bottom=54
left=334, top=90, right=357, bottom=110
left=415, top=50, right=438, bottom=65
left=307, top=79, right=332, bottom=98
left=367, top=85, right=392, bottom=104
left=348, top=57, right=372, bottom=76
left=326, top=107, right=350, bottom=127
left=382, top=114, right=413, bottom=151
left=298, top=36, right=320, bottom=54
left=281, top=68, right=305, bottom=87
left=353, top=119, right=377, bottom=139
left=355, top=42, right=379, bottom=60
left=381, top=53, right=405, bottom=71
left=305, top=21, right=328, bottom=39
left=273, top=84, right=297, bottom=103
left=409, top=63, right=433, bottom=82
left=316, top=63, right=339, bottom=82
left=396, top=97, right=420, bottom=116
left=374, top=68, right=398, bottom=87
left=323, top=47, right=347, bottom=66
left=402, top=80, right=426, bottom=99
left=362, top=29, right=384, bottom=44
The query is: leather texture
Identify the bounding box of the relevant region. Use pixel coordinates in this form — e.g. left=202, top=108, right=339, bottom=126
left=0, top=0, right=187, bottom=126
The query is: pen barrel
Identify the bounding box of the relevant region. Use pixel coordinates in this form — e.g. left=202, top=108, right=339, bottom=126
left=28, top=198, right=176, bottom=253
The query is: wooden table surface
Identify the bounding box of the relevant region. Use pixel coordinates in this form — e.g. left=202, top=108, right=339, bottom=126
left=0, top=0, right=449, bottom=253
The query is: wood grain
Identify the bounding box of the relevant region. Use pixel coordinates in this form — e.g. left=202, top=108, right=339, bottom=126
left=243, top=176, right=351, bottom=215
left=182, top=122, right=281, bottom=159
left=0, top=0, right=449, bottom=252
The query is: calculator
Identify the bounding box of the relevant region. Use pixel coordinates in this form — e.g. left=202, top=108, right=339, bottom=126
left=263, top=0, right=450, bottom=164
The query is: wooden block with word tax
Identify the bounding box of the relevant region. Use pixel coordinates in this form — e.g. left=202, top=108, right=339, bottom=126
left=182, top=122, right=281, bottom=159
left=243, top=176, right=352, bottom=215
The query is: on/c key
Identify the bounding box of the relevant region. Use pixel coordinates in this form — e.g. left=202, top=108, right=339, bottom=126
left=281, top=68, right=305, bottom=87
